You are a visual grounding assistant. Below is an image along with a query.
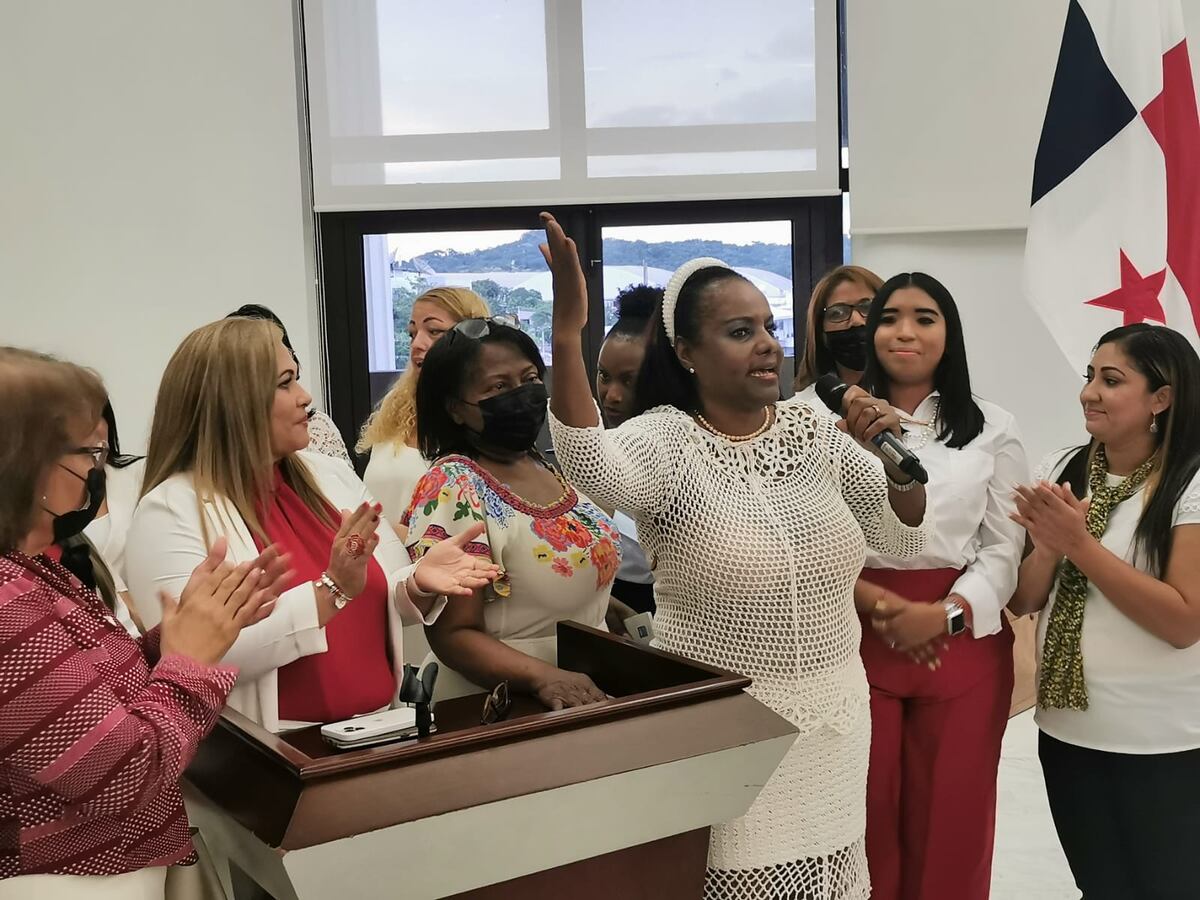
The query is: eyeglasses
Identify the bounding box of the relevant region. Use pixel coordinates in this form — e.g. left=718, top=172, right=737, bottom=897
left=450, top=315, right=522, bottom=342
left=481, top=680, right=512, bottom=725
left=66, top=442, right=109, bottom=469
left=823, top=299, right=873, bottom=324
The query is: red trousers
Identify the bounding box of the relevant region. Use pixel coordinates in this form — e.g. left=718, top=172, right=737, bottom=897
left=859, top=568, right=1014, bottom=900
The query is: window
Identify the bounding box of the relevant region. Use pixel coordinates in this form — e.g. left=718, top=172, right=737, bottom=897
left=304, top=0, right=841, bottom=210
left=600, top=221, right=795, bottom=355
left=367, top=229, right=556, bottom=372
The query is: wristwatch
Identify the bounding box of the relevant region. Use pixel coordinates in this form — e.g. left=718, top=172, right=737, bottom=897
left=943, top=598, right=967, bottom=636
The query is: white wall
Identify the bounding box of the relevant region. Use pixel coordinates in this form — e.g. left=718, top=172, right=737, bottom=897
left=0, top=0, right=317, bottom=451
left=847, top=0, right=1200, bottom=466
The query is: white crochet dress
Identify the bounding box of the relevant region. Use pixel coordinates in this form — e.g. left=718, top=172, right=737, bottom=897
left=549, top=398, right=926, bottom=900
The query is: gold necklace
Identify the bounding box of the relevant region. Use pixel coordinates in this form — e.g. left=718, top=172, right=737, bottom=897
left=695, top=406, right=774, bottom=442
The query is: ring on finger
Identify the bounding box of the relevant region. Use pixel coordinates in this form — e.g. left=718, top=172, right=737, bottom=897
left=345, top=533, right=366, bottom=559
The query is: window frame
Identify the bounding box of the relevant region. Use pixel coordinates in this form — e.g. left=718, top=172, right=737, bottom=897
left=317, top=196, right=842, bottom=464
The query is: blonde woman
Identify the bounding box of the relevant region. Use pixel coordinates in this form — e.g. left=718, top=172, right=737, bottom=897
left=124, top=319, right=499, bottom=733
left=359, top=287, right=489, bottom=527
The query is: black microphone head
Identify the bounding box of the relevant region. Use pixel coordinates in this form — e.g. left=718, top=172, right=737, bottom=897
left=814, top=373, right=849, bottom=414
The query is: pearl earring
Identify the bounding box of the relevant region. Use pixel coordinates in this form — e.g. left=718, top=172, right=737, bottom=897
left=688, top=367, right=696, bottom=375
left=1150, top=413, right=1159, bottom=434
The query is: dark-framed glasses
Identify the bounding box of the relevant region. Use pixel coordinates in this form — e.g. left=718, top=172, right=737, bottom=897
left=823, top=299, right=873, bottom=324
left=66, top=442, right=109, bottom=469
left=481, top=680, right=512, bottom=725
left=450, top=315, right=522, bottom=342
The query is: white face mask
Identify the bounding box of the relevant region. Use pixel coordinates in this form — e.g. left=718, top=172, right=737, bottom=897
left=83, top=510, right=112, bottom=550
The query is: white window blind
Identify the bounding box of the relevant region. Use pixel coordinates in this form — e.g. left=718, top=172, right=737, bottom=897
left=304, top=0, right=841, bottom=211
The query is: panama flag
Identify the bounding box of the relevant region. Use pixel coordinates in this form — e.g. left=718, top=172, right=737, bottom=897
left=1024, top=0, right=1200, bottom=369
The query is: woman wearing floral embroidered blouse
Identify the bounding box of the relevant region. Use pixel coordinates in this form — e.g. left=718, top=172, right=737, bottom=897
left=403, top=317, right=616, bottom=709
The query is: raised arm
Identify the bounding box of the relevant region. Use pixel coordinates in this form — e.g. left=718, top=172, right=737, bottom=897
left=540, top=211, right=671, bottom=515
left=541, top=211, right=599, bottom=430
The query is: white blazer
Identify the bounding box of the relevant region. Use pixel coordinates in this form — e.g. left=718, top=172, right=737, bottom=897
left=124, top=450, right=442, bottom=732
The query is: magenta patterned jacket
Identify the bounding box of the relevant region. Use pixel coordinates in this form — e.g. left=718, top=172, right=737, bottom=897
left=0, top=552, right=236, bottom=878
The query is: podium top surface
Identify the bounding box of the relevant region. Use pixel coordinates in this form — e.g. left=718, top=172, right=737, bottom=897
left=186, top=622, right=795, bottom=849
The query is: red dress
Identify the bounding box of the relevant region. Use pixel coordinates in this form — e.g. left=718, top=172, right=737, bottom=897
left=256, top=467, right=394, bottom=723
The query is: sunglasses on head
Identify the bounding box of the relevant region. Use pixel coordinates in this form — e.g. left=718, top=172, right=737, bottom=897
left=449, top=315, right=522, bottom=343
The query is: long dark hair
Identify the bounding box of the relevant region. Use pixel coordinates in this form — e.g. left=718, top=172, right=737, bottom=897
left=1055, top=323, right=1200, bottom=577
left=102, top=401, right=142, bottom=469
left=633, top=267, right=750, bottom=415
left=415, top=321, right=546, bottom=460
left=227, top=303, right=299, bottom=368
left=861, top=272, right=985, bottom=449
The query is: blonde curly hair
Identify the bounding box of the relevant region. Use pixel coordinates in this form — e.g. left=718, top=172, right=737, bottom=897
left=356, top=286, right=490, bottom=452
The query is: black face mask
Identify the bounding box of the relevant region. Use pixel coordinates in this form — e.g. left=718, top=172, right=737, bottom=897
left=464, top=383, right=549, bottom=454
left=825, top=325, right=868, bottom=371
left=46, top=465, right=106, bottom=544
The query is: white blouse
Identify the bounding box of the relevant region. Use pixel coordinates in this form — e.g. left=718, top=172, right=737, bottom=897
left=863, top=393, right=1029, bottom=638
left=1034, top=452, right=1200, bottom=753
left=364, top=442, right=430, bottom=526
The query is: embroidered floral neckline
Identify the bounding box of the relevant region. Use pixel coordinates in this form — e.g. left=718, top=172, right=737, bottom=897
left=440, top=454, right=579, bottom=519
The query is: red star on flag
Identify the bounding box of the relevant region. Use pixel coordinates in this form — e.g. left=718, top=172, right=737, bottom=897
left=1084, top=250, right=1167, bottom=325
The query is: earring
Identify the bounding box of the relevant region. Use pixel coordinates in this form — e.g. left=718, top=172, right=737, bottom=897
left=1150, top=412, right=1159, bottom=434
left=688, top=367, right=696, bottom=375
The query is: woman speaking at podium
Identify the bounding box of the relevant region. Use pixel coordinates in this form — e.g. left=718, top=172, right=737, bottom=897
left=539, top=213, right=928, bottom=900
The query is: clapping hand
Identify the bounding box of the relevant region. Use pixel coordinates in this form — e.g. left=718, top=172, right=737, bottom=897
left=159, top=538, right=293, bottom=666
left=1011, top=481, right=1090, bottom=558
left=411, top=521, right=502, bottom=597
left=327, top=502, right=383, bottom=599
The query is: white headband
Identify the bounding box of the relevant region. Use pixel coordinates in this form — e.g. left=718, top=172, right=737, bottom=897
left=661, top=257, right=732, bottom=345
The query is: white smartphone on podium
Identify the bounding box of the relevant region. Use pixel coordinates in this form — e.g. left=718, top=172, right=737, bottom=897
left=320, top=707, right=423, bottom=750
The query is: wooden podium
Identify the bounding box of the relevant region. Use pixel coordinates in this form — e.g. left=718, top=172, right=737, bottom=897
left=184, top=623, right=798, bottom=899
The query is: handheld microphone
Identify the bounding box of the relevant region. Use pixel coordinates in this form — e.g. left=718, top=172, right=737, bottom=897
left=814, top=374, right=929, bottom=485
